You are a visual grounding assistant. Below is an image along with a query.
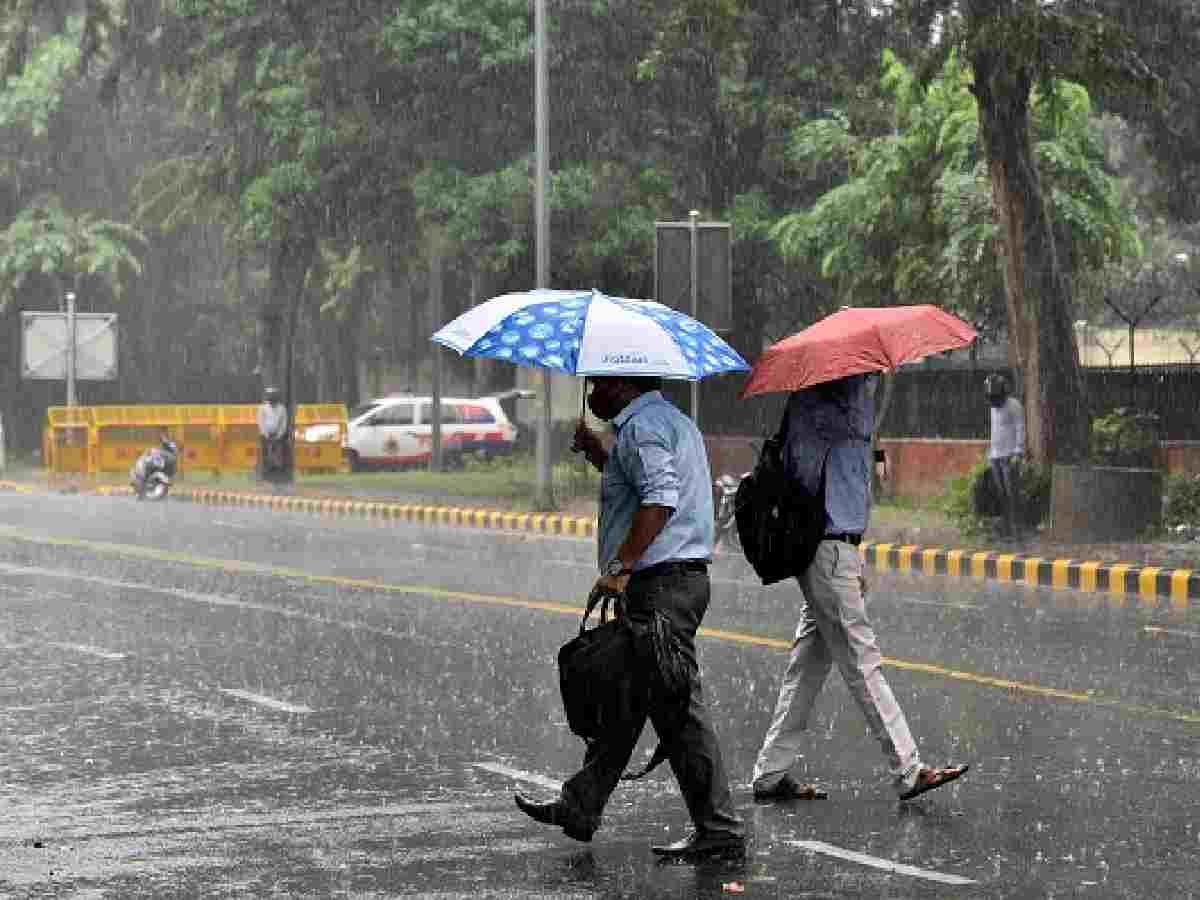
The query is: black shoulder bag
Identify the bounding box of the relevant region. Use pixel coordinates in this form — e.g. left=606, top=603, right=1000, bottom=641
left=557, top=588, right=688, bottom=781
left=557, top=589, right=640, bottom=743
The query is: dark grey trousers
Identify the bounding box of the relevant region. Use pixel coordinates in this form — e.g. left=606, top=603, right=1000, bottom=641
left=560, top=565, right=744, bottom=837
left=991, top=455, right=1020, bottom=536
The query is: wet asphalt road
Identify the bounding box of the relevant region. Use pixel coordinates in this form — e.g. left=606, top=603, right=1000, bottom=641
left=1, top=491, right=1199, bottom=898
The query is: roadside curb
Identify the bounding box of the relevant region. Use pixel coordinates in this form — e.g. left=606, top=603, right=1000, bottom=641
left=862, top=542, right=1197, bottom=610
left=168, top=486, right=598, bottom=538
left=0, top=480, right=39, bottom=495
left=3, top=479, right=1194, bottom=605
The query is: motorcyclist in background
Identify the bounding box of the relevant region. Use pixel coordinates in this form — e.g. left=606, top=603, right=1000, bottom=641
left=131, top=433, right=178, bottom=500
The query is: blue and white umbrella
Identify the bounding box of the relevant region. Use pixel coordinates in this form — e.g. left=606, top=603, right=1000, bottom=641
left=431, top=289, right=749, bottom=380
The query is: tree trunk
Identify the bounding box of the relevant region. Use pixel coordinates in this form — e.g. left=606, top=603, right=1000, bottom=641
left=336, top=282, right=365, bottom=409
left=971, top=47, right=1089, bottom=465
left=258, top=238, right=311, bottom=394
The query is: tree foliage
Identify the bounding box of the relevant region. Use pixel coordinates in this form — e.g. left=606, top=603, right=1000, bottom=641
left=0, top=196, right=144, bottom=307
left=772, top=50, right=1140, bottom=342
left=2, top=0, right=1197, bottom=455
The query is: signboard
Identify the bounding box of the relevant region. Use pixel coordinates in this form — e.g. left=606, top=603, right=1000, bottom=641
left=653, top=221, right=732, bottom=332
left=21, top=312, right=118, bottom=380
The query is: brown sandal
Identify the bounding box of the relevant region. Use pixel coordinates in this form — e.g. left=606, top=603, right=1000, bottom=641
left=899, top=764, right=969, bottom=801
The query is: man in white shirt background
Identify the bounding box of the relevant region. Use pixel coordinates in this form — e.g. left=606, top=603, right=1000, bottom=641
left=256, top=386, right=291, bottom=489
left=985, top=374, right=1025, bottom=540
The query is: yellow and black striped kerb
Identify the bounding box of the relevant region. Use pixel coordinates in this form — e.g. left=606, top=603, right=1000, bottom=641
left=11, top=481, right=1195, bottom=605
left=862, top=542, right=1200, bottom=608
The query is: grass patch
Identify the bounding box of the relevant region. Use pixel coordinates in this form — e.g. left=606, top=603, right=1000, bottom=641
left=871, top=498, right=955, bottom=533
left=13, top=452, right=601, bottom=513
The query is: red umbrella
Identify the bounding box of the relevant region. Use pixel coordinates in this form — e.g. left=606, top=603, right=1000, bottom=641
left=739, top=305, right=977, bottom=398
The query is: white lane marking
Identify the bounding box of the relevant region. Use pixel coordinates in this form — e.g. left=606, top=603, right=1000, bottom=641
left=1144, top=625, right=1200, bottom=639
left=220, top=688, right=313, bottom=715
left=47, top=642, right=126, bottom=661
left=0, top=562, right=468, bottom=654
left=897, top=595, right=979, bottom=610
left=785, top=840, right=977, bottom=885
left=472, top=762, right=562, bottom=792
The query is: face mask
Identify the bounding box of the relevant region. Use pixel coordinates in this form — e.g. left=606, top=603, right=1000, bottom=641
left=587, top=381, right=626, bottom=421
left=587, top=390, right=613, bottom=421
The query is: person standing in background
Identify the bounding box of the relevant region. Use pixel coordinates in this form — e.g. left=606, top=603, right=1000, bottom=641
left=985, top=374, right=1025, bottom=540
left=256, top=386, right=290, bottom=489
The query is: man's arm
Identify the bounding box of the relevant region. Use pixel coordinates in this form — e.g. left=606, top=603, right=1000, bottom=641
left=595, top=504, right=672, bottom=596
left=615, top=505, right=672, bottom=572
left=572, top=421, right=608, bottom=472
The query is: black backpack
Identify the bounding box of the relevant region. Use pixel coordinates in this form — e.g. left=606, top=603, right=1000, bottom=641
left=734, top=414, right=826, bottom=585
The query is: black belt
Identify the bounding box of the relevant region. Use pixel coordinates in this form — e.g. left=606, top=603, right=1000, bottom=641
left=631, top=559, right=709, bottom=578
left=824, top=532, right=862, bottom=546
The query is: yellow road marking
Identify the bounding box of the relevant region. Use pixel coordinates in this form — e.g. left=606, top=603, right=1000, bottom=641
left=2, top=525, right=1199, bottom=726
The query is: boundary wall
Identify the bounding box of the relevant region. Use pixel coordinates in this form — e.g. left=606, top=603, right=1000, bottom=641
left=706, top=436, right=1200, bottom=500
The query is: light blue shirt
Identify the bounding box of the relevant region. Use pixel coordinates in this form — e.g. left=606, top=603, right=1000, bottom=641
left=783, top=374, right=876, bottom=535
left=597, top=391, right=714, bottom=572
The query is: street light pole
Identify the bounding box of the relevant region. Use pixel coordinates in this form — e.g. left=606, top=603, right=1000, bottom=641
left=534, top=0, right=554, bottom=509
left=688, top=209, right=700, bottom=425
left=65, top=290, right=77, bottom=408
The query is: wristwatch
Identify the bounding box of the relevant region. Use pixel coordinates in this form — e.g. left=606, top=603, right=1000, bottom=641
left=604, top=558, right=633, bottom=578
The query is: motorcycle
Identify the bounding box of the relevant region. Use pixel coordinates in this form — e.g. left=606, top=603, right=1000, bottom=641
left=712, top=472, right=747, bottom=550
left=130, top=438, right=178, bottom=501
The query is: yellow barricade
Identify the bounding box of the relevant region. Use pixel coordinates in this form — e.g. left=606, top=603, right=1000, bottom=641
left=44, top=406, right=92, bottom=473
left=218, top=405, right=264, bottom=474
left=43, top=404, right=348, bottom=477
left=293, top=404, right=349, bottom=472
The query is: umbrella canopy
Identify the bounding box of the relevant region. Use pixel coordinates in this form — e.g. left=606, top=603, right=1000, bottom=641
left=740, top=304, right=977, bottom=398
left=432, top=289, right=749, bottom=381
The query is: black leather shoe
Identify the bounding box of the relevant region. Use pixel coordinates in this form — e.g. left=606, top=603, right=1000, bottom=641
left=514, top=793, right=595, bottom=842
left=651, top=829, right=745, bottom=860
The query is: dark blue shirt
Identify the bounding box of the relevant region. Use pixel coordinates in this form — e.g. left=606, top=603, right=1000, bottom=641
left=783, top=374, right=876, bottom=535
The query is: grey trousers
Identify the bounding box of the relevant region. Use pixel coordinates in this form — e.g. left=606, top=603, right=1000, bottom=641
left=752, top=540, right=923, bottom=794
left=560, top=565, right=744, bottom=837
left=991, top=455, right=1021, bottom=536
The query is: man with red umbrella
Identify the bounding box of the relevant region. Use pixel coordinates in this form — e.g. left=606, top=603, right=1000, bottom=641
left=741, top=307, right=972, bottom=803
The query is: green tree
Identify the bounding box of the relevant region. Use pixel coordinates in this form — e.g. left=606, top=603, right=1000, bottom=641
left=956, top=0, right=1155, bottom=464
left=772, top=51, right=1139, bottom=343
left=0, top=196, right=144, bottom=309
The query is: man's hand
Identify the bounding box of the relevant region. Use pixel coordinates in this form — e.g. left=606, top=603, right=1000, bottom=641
left=572, top=421, right=608, bottom=472
left=588, top=574, right=630, bottom=618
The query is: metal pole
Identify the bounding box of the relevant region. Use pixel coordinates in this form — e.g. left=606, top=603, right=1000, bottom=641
left=534, top=0, right=554, bottom=509
left=431, top=248, right=444, bottom=471
left=1129, top=321, right=1136, bottom=408
left=65, top=291, right=77, bottom=408
left=688, top=209, right=700, bottom=425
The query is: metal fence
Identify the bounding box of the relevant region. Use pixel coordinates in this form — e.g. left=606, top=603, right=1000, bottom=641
left=697, top=365, right=1200, bottom=441
left=879, top=366, right=1200, bottom=440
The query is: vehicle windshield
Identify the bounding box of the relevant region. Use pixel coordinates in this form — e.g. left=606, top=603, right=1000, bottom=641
left=349, top=402, right=382, bottom=421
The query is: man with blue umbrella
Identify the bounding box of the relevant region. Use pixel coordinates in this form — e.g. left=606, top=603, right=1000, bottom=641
left=433, top=289, right=749, bottom=859
left=515, top=373, right=745, bottom=859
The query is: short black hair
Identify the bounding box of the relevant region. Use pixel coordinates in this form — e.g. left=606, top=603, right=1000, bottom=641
left=622, top=375, right=663, bottom=394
